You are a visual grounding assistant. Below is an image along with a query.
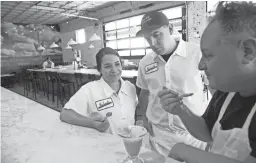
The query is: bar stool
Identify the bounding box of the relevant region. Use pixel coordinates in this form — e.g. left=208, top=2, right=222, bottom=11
left=56, top=73, right=76, bottom=107
left=74, top=73, right=87, bottom=91
left=45, top=71, right=57, bottom=102
left=45, top=72, right=76, bottom=107
left=87, top=74, right=96, bottom=82
left=33, top=71, right=47, bottom=96
left=23, top=71, right=39, bottom=100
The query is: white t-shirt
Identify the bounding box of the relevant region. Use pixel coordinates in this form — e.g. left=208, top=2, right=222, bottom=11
left=42, top=61, right=54, bottom=68
left=64, top=77, right=138, bottom=134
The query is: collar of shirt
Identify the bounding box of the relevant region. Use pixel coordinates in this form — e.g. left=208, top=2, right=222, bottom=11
left=98, top=77, right=130, bottom=97
left=153, top=37, right=187, bottom=63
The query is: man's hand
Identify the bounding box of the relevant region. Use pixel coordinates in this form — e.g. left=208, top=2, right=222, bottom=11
left=168, top=143, right=187, bottom=162
left=93, top=118, right=110, bottom=132
left=157, top=87, right=184, bottom=115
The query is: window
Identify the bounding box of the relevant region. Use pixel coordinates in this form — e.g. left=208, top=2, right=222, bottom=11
left=75, top=28, right=86, bottom=44
left=103, top=5, right=184, bottom=58
left=207, top=1, right=219, bottom=12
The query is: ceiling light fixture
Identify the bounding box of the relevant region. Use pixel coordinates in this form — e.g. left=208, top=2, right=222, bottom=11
left=37, top=45, right=45, bottom=51
left=89, top=44, right=94, bottom=48
left=67, top=38, right=78, bottom=45
left=50, top=42, right=59, bottom=48
left=65, top=44, right=72, bottom=49
left=89, top=33, right=101, bottom=41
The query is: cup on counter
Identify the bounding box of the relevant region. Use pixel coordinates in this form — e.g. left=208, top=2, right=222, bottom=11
left=117, top=125, right=147, bottom=163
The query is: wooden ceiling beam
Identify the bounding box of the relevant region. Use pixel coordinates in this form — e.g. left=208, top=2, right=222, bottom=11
left=1, top=2, right=22, bottom=19
left=12, top=1, right=41, bottom=23
left=37, top=1, right=81, bottom=24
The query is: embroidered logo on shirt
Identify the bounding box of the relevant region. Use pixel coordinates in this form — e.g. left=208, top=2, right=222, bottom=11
left=145, top=62, right=158, bottom=74
left=95, top=98, right=114, bottom=111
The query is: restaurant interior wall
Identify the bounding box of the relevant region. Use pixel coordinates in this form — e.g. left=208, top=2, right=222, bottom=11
left=58, top=1, right=207, bottom=66
left=59, top=18, right=103, bottom=67
left=1, top=23, right=63, bottom=74
left=58, top=1, right=184, bottom=67
left=100, top=1, right=206, bottom=61
left=1, top=54, right=62, bottom=74
left=187, top=1, right=207, bottom=43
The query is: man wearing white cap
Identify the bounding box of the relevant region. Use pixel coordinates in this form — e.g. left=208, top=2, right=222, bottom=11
left=136, top=10, right=208, bottom=156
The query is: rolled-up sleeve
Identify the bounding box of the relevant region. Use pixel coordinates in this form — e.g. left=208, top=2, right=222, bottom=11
left=63, top=85, right=90, bottom=117
left=136, top=64, right=148, bottom=90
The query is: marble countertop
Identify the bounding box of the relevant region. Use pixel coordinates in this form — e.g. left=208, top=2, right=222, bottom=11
left=1, top=74, right=15, bottom=78
left=1, top=87, right=180, bottom=163
left=27, top=66, right=137, bottom=78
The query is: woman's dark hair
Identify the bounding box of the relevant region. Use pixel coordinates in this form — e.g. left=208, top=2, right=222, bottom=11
left=95, top=47, right=122, bottom=72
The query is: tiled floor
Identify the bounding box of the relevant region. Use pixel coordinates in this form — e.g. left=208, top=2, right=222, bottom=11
left=6, top=83, right=69, bottom=112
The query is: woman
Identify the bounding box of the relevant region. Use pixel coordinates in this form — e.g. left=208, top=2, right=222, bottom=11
left=60, top=47, right=138, bottom=134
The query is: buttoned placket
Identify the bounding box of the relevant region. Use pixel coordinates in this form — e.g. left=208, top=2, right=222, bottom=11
left=163, top=54, right=177, bottom=127
left=153, top=54, right=177, bottom=127
left=154, top=55, right=167, bottom=85
left=100, top=77, right=125, bottom=119
left=115, top=85, right=129, bottom=119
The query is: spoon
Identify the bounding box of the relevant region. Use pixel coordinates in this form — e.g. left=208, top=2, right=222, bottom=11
left=179, top=93, right=194, bottom=98
left=104, top=112, right=112, bottom=121
left=164, top=87, right=194, bottom=98
left=105, top=112, right=117, bottom=135
left=106, top=112, right=112, bottom=117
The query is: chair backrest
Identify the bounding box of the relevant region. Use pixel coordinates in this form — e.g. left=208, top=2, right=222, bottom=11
left=45, top=71, right=60, bottom=83
left=74, top=73, right=84, bottom=86
left=88, top=74, right=96, bottom=82
left=24, top=70, right=35, bottom=80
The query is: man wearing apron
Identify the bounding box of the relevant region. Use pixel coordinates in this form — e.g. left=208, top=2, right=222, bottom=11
left=158, top=1, right=256, bottom=162
left=136, top=11, right=208, bottom=156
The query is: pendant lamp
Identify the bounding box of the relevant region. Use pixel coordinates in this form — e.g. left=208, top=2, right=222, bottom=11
left=50, top=42, right=59, bottom=48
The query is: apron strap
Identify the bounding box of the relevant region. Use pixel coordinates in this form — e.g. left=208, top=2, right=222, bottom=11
left=243, top=103, right=256, bottom=129
left=216, top=92, right=236, bottom=122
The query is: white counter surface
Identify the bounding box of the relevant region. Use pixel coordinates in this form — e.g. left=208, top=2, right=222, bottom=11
left=1, top=87, right=180, bottom=163
left=28, top=66, right=137, bottom=79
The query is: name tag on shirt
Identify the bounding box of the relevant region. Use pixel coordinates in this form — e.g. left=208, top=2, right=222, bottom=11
left=95, top=98, right=114, bottom=111
left=145, top=62, right=158, bottom=74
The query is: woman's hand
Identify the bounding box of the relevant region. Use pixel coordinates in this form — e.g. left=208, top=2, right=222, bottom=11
left=90, top=112, right=105, bottom=122
left=90, top=112, right=110, bottom=132
left=93, top=118, right=110, bottom=132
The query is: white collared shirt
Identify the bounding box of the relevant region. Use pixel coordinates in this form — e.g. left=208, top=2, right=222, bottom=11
left=64, top=77, right=138, bottom=133
left=136, top=37, right=208, bottom=129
